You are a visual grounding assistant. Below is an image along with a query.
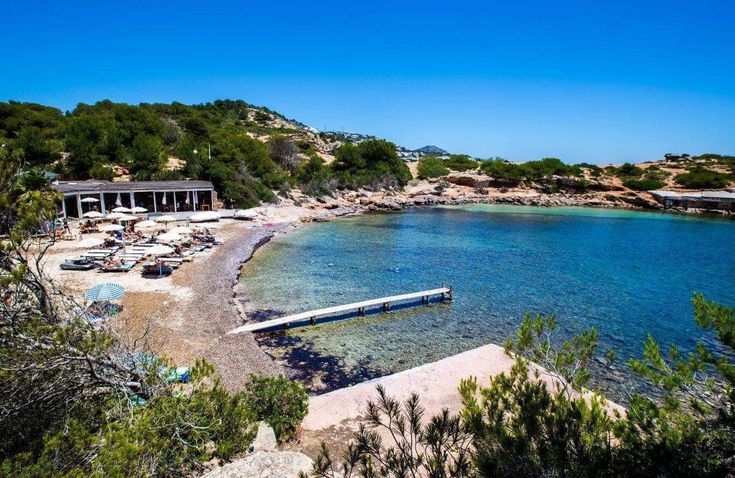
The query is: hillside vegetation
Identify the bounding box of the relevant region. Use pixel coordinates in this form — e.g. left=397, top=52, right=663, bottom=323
left=2, top=100, right=733, bottom=212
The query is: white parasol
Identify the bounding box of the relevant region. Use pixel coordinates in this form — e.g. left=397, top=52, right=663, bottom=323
left=100, top=224, right=124, bottom=232
left=137, top=220, right=157, bottom=228
left=155, top=215, right=177, bottom=223
left=112, top=206, right=131, bottom=213
left=156, top=232, right=182, bottom=243
left=131, top=206, right=148, bottom=213
left=170, top=226, right=193, bottom=235
left=82, top=211, right=105, bottom=219
left=80, top=197, right=99, bottom=203
left=190, top=211, right=220, bottom=223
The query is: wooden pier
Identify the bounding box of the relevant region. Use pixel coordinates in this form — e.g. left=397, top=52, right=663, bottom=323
left=228, top=285, right=453, bottom=334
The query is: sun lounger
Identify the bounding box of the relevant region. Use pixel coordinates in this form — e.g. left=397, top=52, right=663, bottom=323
left=82, top=252, right=113, bottom=259
left=119, top=255, right=144, bottom=262
left=101, top=262, right=135, bottom=273
left=160, top=257, right=185, bottom=263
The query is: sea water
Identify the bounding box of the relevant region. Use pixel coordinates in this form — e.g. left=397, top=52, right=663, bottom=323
left=241, top=205, right=735, bottom=399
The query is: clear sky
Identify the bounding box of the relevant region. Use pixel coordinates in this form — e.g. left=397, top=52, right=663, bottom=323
left=2, top=0, right=734, bottom=163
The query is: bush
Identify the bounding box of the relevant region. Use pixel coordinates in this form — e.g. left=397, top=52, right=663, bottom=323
left=623, top=178, right=665, bottom=191
left=89, top=163, right=115, bottom=181
left=613, top=162, right=645, bottom=177
left=417, top=155, right=449, bottom=179
left=1, top=360, right=258, bottom=478
left=480, top=159, right=527, bottom=184
left=243, top=375, right=308, bottom=442
left=331, top=140, right=411, bottom=189
left=445, top=154, right=479, bottom=171
left=675, top=168, right=731, bottom=189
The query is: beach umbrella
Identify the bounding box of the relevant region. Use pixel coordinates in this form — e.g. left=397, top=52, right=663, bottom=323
left=146, top=244, right=175, bottom=276
left=82, top=211, right=104, bottom=219
left=185, top=191, right=190, bottom=206
left=137, top=220, right=157, bottom=228
left=155, top=215, right=176, bottom=223
left=161, top=193, right=167, bottom=206
left=131, top=206, right=148, bottom=213
left=190, top=211, right=220, bottom=223
left=157, top=232, right=182, bottom=243
left=170, top=226, right=192, bottom=235
left=146, top=244, right=174, bottom=256
left=107, top=212, right=125, bottom=220
left=112, top=206, right=131, bottom=213
left=85, top=283, right=125, bottom=302
left=100, top=224, right=124, bottom=232
left=80, top=197, right=99, bottom=203
left=75, top=237, right=105, bottom=248
left=115, top=193, right=122, bottom=207
left=117, top=214, right=138, bottom=222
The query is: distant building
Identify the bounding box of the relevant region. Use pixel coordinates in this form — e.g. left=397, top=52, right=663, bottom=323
left=52, top=180, right=216, bottom=219
left=650, top=190, right=735, bottom=212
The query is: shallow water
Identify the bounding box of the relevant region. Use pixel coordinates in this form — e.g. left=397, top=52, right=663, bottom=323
left=241, top=205, right=735, bottom=399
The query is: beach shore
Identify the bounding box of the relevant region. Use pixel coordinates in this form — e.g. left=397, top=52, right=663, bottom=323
left=43, top=180, right=655, bottom=391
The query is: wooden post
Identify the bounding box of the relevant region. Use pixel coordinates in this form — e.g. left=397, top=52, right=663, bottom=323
left=448, top=285, right=453, bottom=301
left=309, top=317, right=316, bottom=325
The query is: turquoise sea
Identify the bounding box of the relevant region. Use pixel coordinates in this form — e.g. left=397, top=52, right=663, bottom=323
left=241, top=205, right=735, bottom=399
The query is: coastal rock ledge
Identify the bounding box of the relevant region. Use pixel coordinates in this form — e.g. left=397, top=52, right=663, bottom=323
left=200, top=423, right=313, bottom=478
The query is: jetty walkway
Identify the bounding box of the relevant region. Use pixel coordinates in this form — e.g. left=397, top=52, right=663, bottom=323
left=228, top=285, right=452, bottom=334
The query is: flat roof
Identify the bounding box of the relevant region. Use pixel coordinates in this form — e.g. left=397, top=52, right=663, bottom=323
left=651, top=190, right=735, bottom=200
left=53, top=180, right=214, bottom=194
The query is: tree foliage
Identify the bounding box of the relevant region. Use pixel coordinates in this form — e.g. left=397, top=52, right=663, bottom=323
left=332, top=140, right=411, bottom=189
left=306, top=298, right=735, bottom=478
left=0, top=152, right=307, bottom=476
left=417, top=155, right=450, bottom=179
left=675, top=168, right=731, bottom=189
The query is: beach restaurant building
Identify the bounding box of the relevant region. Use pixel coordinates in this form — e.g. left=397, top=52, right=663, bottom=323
left=650, top=190, right=735, bottom=212
left=53, top=180, right=216, bottom=219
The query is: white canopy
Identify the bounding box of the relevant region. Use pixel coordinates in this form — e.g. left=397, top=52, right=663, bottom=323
left=112, top=206, right=131, bottom=213
left=100, top=224, right=124, bottom=232
left=156, top=232, right=182, bottom=243
left=146, top=244, right=175, bottom=256
left=107, top=212, right=125, bottom=219
left=155, top=215, right=177, bottom=223
left=117, top=214, right=138, bottom=222
left=75, top=237, right=105, bottom=248
left=190, top=211, right=220, bottom=223
left=82, top=211, right=105, bottom=218
left=170, top=226, right=193, bottom=235
left=137, top=220, right=158, bottom=228
left=80, top=197, right=99, bottom=203
left=131, top=206, right=148, bottom=213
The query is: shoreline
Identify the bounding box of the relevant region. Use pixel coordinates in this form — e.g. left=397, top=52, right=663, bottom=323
left=42, top=190, right=731, bottom=397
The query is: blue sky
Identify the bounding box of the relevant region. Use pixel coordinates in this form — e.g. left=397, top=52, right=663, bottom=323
left=2, top=0, right=734, bottom=163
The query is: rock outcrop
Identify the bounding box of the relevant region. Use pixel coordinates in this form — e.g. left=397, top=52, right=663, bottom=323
left=200, top=423, right=313, bottom=478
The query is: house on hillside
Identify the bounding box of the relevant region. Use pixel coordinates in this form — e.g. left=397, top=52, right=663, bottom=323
left=52, top=180, right=216, bottom=219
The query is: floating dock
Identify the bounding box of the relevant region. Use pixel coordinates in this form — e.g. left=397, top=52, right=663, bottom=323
left=228, top=285, right=453, bottom=334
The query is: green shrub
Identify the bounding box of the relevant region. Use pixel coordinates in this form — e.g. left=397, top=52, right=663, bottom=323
left=89, top=163, right=114, bottom=181
left=480, top=159, right=527, bottom=184
left=444, top=154, right=479, bottom=171
left=2, top=360, right=257, bottom=478
left=417, top=155, right=450, bottom=179
left=332, top=140, right=411, bottom=189
left=675, top=168, right=731, bottom=189
left=243, top=375, right=308, bottom=442
left=613, top=162, right=645, bottom=177
left=623, top=178, right=665, bottom=191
